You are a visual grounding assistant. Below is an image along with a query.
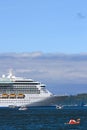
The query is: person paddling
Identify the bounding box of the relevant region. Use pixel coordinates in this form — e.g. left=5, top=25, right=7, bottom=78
left=65, top=118, right=80, bottom=125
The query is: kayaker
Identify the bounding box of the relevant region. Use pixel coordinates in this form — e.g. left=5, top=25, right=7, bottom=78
left=66, top=118, right=80, bottom=125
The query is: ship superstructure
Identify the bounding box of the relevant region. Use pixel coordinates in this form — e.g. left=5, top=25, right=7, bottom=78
left=0, top=71, right=53, bottom=107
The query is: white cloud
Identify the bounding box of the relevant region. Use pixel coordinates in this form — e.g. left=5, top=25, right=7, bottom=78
left=0, top=52, right=87, bottom=84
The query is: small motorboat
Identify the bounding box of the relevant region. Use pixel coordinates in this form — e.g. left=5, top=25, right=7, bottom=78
left=56, top=105, right=63, bottom=109
left=18, top=106, right=28, bottom=111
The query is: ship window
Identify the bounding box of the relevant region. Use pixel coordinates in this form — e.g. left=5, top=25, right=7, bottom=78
left=41, top=86, right=45, bottom=87
left=14, top=82, right=40, bottom=85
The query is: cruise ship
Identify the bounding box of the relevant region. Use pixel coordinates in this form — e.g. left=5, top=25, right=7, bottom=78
left=0, top=71, right=87, bottom=108
left=0, top=71, right=57, bottom=108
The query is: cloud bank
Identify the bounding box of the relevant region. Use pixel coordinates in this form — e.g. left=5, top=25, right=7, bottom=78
left=0, top=52, right=87, bottom=94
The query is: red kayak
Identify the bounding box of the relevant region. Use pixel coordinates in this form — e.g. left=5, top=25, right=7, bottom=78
left=65, top=119, right=80, bottom=125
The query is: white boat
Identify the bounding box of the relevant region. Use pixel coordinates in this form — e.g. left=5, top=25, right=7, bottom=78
left=18, top=106, right=28, bottom=110
left=56, top=105, right=63, bottom=109
left=0, top=71, right=57, bottom=108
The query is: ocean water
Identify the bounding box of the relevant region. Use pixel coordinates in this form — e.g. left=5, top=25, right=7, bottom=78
left=0, top=107, right=87, bottom=130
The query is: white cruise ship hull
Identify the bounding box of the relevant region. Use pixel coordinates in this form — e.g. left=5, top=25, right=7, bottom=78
left=0, top=95, right=57, bottom=107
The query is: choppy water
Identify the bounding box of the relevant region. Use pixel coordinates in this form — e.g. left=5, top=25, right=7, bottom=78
left=0, top=107, right=87, bottom=130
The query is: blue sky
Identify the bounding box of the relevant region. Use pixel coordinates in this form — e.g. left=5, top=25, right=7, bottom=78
left=0, top=0, right=87, bottom=53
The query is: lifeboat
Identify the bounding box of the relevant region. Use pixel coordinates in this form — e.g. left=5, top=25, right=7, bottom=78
left=9, top=94, right=16, bottom=98
left=17, top=93, right=25, bottom=98
left=2, top=94, right=9, bottom=98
